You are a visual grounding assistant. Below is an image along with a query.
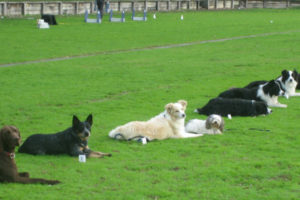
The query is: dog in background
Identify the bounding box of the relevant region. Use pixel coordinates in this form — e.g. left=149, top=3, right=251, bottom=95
left=19, top=114, right=111, bottom=158
left=297, top=73, right=300, bottom=90
left=195, top=97, right=272, bottom=117
left=185, top=114, right=224, bottom=135
left=109, top=100, right=203, bottom=141
left=219, top=80, right=286, bottom=108
left=0, top=126, right=60, bottom=185
left=245, top=70, right=300, bottom=98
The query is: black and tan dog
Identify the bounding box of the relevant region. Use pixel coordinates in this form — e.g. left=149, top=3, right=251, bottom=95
left=19, top=114, right=111, bottom=158
left=0, top=126, right=60, bottom=184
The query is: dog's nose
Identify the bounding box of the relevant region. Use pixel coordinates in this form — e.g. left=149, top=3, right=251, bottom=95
left=182, top=114, right=186, bottom=118
left=84, top=132, right=90, bottom=137
left=289, top=79, right=293, bottom=82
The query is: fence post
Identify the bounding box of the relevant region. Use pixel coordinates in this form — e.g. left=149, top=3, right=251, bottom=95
left=231, top=0, right=234, bottom=8
left=286, top=0, right=290, bottom=7
left=41, top=2, right=45, bottom=14
left=215, top=0, right=218, bottom=9
left=75, top=2, right=78, bottom=15
left=145, top=0, right=147, bottom=10
left=58, top=2, right=62, bottom=15
left=4, top=2, right=7, bottom=16
left=23, top=2, right=25, bottom=15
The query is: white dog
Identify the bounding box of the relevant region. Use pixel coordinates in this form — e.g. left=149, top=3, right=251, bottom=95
left=108, top=100, right=203, bottom=141
left=185, top=114, right=224, bottom=135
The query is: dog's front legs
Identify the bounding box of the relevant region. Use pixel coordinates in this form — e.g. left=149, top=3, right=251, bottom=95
left=291, top=92, right=300, bottom=96
left=15, top=176, right=60, bottom=185
left=69, top=145, right=85, bottom=157
left=84, top=148, right=112, bottom=158
left=269, top=103, right=287, bottom=108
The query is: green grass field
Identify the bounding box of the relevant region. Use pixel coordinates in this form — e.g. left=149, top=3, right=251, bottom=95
left=1, top=9, right=300, bottom=200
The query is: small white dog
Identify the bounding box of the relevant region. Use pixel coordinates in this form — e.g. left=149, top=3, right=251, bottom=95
left=109, top=100, right=203, bottom=141
left=185, top=114, right=224, bottom=135
left=37, top=19, right=49, bottom=29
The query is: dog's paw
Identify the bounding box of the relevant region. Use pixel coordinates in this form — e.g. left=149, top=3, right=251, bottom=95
left=284, top=94, right=289, bottom=99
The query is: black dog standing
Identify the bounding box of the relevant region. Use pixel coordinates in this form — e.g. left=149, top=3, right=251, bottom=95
left=18, top=114, right=111, bottom=158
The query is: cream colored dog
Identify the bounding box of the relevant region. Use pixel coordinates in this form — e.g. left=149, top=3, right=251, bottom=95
left=109, top=100, right=203, bottom=141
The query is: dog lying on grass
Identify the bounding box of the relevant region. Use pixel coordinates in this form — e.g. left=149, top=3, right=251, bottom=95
left=245, top=70, right=300, bottom=98
left=185, top=114, right=224, bottom=135
left=109, top=100, right=203, bottom=141
left=195, top=98, right=272, bottom=117
left=19, top=114, right=111, bottom=158
left=0, top=126, right=60, bottom=185
left=218, top=80, right=286, bottom=108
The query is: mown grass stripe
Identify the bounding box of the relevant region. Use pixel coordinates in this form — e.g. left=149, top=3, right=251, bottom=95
left=1, top=29, right=300, bottom=68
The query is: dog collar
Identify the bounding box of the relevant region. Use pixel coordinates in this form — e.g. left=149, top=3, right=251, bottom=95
left=1, top=151, right=15, bottom=159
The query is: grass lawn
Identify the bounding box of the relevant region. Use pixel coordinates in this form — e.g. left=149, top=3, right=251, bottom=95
left=1, top=9, right=300, bottom=200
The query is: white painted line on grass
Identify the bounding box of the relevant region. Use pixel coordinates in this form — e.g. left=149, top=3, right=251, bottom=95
left=1, top=29, right=300, bottom=68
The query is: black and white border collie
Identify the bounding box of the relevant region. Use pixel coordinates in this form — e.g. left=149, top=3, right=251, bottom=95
left=219, top=80, right=286, bottom=108
left=245, top=70, right=300, bottom=98
left=194, top=97, right=272, bottom=117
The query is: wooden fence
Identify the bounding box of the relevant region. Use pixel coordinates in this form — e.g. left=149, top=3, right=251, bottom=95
left=0, top=0, right=299, bottom=16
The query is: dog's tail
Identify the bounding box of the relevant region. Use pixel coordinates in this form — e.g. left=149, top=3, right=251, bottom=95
left=194, top=108, right=202, bottom=114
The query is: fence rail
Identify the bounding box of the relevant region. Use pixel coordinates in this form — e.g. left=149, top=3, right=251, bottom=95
left=0, top=0, right=299, bottom=16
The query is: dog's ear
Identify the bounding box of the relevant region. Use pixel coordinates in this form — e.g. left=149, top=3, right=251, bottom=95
left=72, top=115, right=80, bottom=128
left=281, top=70, right=289, bottom=77
left=293, top=69, right=298, bottom=80
left=293, top=69, right=298, bottom=74
left=205, top=115, right=213, bottom=129
left=219, top=117, right=225, bottom=132
left=165, top=103, right=174, bottom=114
left=86, top=114, right=93, bottom=126
left=178, top=100, right=187, bottom=110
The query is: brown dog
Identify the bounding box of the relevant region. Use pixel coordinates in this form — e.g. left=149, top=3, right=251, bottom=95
left=0, top=126, right=60, bottom=185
